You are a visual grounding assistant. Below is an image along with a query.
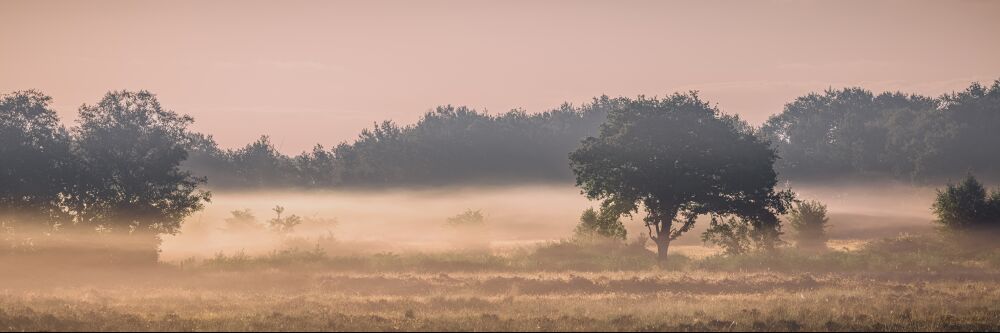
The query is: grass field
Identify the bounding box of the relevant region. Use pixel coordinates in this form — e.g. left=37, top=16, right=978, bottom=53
left=2, top=186, right=997, bottom=331
left=3, top=235, right=1000, bottom=332
left=3, top=267, right=999, bottom=331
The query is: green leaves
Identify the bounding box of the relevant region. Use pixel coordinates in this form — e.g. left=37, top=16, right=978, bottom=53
left=933, top=174, right=1000, bottom=232
left=72, top=90, right=210, bottom=235
left=574, top=207, right=627, bottom=241
left=570, top=92, right=791, bottom=258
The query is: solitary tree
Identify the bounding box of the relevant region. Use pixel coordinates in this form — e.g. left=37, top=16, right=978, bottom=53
left=787, top=200, right=830, bottom=249
left=570, top=93, right=793, bottom=262
left=932, top=174, right=1000, bottom=232
left=71, top=91, right=210, bottom=259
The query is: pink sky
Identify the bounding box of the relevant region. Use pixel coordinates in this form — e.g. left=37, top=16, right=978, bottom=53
left=2, top=0, right=999, bottom=153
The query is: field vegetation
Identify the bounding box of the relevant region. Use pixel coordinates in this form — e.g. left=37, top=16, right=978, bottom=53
left=2, top=81, right=999, bottom=331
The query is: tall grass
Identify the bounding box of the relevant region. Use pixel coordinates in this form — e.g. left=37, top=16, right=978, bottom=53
left=191, top=233, right=1000, bottom=273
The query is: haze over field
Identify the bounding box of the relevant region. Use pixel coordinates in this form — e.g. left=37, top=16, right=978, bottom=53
left=3, top=1, right=1000, bottom=332
left=159, top=182, right=937, bottom=260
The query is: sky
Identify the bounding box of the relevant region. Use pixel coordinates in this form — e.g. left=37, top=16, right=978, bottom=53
left=2, top=0, right=998, bottom=154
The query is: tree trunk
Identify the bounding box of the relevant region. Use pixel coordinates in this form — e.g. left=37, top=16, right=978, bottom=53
left=651, top=205, right=678, bottom=264
left=655, top=236, right=671, bottom=263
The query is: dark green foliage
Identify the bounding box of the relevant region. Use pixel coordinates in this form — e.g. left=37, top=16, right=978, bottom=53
left=932, top=175, right=1000, bottom=232
left=701, top=216, right=757, bottom=256
left=0, top=91, right=75, bottom=226
left=177, top=80, right=1000, bottom=188
left=569, top=92, right=793, bottom=261
left=762, top=80, right=1000, bottom=182
left=71, top=91, right=210, bottom=235
left=329, top=104, right=610, bottom=186
left=227, top=136, right=298, bottom=187
left=1, top=90, right=210, bottom=260
left=788, top=200, right=830, bottom=249
left=574, top=208, right=627, bottom=241
left=183, top=101, right=610, bottom=188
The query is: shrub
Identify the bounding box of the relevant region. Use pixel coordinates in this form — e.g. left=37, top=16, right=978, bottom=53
left=701, top=215, right=779, bottom=256
left=788, top=200, right=830, bottom=249
left=933, top=174, right=1000, bottom=233
left=573, top=208, right=626, bottom=241
left=268, top=206, right=302, bottom=234
left=701, top=216, right=755, bottom=255
left=445, top=209, right=486, bottom=227
left=224, top=209, right=264, bottom=232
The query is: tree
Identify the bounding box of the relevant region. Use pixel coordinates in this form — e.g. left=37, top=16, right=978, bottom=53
left=0, top=91, right=75, bottom=227
left=921, top=81, right=1000, bottom=180
left=932, top=174, right=1000, bottom=232
left=267, top=206, right=302, bottom=234
left=227, top=136, right=296, bottom=187
left=574, top=207, right=626, bottom=241
left=570, top=93, right=793, bottom=262
left=294, top=144, right=337, bottom=187
left=71, top=91, right=210, bottom=258
left=787, top=200, right=830, bottom=249
left=760, top=80, right=1000, bottom=183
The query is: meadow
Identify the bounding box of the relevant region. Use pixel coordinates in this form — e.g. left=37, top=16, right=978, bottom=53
left=3, top=246, right=999, bottom=331
left=2, top=185, right=999, bottom=332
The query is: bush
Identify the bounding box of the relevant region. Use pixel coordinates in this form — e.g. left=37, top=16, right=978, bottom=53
left=224, top=209, right=264, bottom=232
left=788, top=200, right=830, bottom=249
left=445, top=209, right=485, bottom=227
left=701, top=216, right=755, bottom=255
left=701, top=215, right=780, bottom=256
left=573, top=208, right=626, bottom=241
left=268, top=206, right=302, bottom=234
left=933, top=174, right=1000, bottom=233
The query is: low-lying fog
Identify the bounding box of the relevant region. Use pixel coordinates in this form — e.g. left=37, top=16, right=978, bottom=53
left=160, top=182, right=938, bottom=261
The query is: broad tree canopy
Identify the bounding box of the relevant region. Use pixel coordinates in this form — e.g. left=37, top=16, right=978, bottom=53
left=570, top=92, right=792, bottom=260
left=0, top=91, right=74, bottom=223
left=72, top=91, right=210, bottom=235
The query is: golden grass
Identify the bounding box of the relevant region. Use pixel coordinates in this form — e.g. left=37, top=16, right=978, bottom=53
left=2, top=267, right=999, bottom=331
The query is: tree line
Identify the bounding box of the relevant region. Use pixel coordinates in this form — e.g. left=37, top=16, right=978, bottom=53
left=3, top=81, right=998, bottom=261
left=184, top=102, right=609, bottom=188
left=763, top=80, right=1000, bottom=182
left=180, top=79, right=1000, bottom=188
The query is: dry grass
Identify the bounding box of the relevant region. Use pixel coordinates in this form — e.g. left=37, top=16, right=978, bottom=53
left=2, top=267, right=999, bottom=331
left=4, top=233, right=1000, bottom=332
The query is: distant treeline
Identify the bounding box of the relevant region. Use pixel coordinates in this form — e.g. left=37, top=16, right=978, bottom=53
left=182, top=79, right=1000, bottom=187
left=762, top=80, right=1000, bottom=182
left=184, top=103, right=609, bottom=188
left=3, top=79, right=999, bottom=193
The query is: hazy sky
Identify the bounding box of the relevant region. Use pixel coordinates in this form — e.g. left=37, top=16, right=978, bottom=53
left=2, top=0, right=998, bottom=153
